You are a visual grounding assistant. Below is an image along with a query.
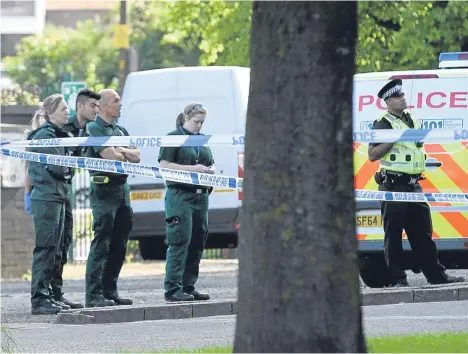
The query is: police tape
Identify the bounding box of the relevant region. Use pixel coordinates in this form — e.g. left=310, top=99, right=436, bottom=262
left=355, top=190, right=468, bottom=204
left=0, top=134, right=246, bottom=148
left=2, top=148, right=468, bottom=204
left=0, top=148, right=243, bottom=190
left=1, top=128, right=467, bottom=148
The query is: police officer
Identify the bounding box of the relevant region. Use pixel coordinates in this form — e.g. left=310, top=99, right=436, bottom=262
left=27, top=94, right=73, bottom=315
left=50, top=89, right=101, bottom=310
left=84, top=89, right=140, bottom=307
left=368, top=79, right=465, bottom=287
left=159, top=103, right=215, bottom=302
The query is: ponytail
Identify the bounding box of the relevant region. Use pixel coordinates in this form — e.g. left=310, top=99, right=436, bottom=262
left=23, top=110, right=46, bottom=139
left=175, top=113, right=185, bottom=128
left=31, top=110, right=47, bottom=129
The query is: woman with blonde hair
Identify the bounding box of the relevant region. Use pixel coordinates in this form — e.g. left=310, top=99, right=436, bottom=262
left=159, top=103, right=216, bottom=302
left=23, top=110, right=46, bottom=214
left=26, top=93, right=73, bottom=315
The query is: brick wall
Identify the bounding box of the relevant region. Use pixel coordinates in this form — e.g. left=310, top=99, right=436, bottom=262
left=1, top=187, right=35, bottom=279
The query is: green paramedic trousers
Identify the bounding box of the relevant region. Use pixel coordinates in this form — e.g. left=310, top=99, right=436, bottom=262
left=51, top=192, right=73, bottom=300
left=31, top=200, right=65, bottom=306
left=85, top=183, right=133, bottom=302
left=164, top=187, right=209, bottom=295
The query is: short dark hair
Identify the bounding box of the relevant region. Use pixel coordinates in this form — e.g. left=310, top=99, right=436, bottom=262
left=76, top=88, right=101, bottom=107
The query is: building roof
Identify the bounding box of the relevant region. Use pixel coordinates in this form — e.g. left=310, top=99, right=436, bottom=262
left=46, top=0, right=126, bottom=11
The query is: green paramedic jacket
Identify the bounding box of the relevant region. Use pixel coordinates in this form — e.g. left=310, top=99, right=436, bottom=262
left=27, top=121, right=72, bottom=202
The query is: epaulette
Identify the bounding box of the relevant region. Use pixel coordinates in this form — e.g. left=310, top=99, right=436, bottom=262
left=27, top=124, right=54, bottom=140
left=116, top=124, right=129, bottom=136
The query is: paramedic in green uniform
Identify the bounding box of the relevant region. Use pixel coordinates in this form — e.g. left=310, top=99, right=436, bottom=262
left=27, top=94, right=72, bottom=315
left=53, top=89, right=100, bottom=309
left=84, top=89, right=140, bottom=307
left=159, top=103, right=216, bottom=302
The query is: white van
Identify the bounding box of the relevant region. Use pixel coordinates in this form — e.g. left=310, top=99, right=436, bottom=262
left=119, top=66, right=249, bottom=259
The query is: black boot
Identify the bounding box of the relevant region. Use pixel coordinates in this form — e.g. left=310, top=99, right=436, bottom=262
left=104, top=294, right=133, bottom=306
left=31, top=301, right=62, bottom=315
left=56, top=296, right=84, bottom=309
left=186, top=290, right=210, bottom=300
left=429, top=273, right=465, bottom=285
left=50, top=298, right=71, bottom=310
left=85, top=295, right=115, bottom=308
left=165, top=290, right=195, bottom=302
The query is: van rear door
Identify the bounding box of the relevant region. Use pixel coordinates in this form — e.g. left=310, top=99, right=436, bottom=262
left=409, top=72, right=468, bottom=242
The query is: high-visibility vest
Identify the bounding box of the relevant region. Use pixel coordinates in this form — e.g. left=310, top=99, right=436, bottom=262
left=378, top=112, right=426, bottom=175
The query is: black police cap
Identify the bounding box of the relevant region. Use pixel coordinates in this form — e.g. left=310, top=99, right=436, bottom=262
left=378, top=79, right=403, bottom=100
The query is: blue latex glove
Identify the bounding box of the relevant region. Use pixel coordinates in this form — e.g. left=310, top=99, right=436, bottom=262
left=24, top=192, right=32, bottom=215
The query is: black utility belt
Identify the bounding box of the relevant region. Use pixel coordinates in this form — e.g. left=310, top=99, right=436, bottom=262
left=169, top=185, right=210, bottom=194
left=91, top=175, right=127, bottom=185
left=46, top=166, right=71, bottom=182
left=375, top=169, right=424, bottom=187
left=386, top=170, right=421, bottom=178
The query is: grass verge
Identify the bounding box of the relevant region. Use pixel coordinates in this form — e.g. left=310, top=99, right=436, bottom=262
left=368, top=332, right=468, bottom=353
left=142, top=332, right=468, bottom=353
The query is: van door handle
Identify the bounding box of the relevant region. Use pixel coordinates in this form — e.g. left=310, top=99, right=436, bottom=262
left=425, top=157, right=443, bottom=170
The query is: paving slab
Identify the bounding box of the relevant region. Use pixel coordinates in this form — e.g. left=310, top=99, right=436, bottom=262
left=414, top=287, right=459, bottom=303
left=192, top=301, right=232, bottom=318
left=55, top=313, right=96, bottom=325
left=55, top=301, right=236, bottom=325
left=79, top=306, right=146, bottom=324
left=362, top=289, right=413, bottom=306
left=144, top=303, right=193, bottom=321
left=55, top=285, right=468, bottom=325
left=458, top=286, right=468, bottom=301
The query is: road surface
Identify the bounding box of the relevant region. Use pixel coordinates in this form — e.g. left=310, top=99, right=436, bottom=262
left=2, top=301, right=468, bottom=353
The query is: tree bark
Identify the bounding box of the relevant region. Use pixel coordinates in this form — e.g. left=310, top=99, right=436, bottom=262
left=234, top=1, right=366, bottom=353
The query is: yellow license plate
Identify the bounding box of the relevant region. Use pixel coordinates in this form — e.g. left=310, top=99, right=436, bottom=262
left=356, top=215, right=383, bottom=227
left=130, top=190, right=163, bottom=201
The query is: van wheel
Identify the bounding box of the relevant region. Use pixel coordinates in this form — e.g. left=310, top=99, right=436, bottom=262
left=138, top=238, right=167, bottom=260
left=359, top=255, right=391, bottom=288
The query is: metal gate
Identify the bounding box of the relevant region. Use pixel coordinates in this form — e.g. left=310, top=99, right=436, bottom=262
left=68, top=168, right=224, bottom=262
left=69, top=168, right=92, bottom=262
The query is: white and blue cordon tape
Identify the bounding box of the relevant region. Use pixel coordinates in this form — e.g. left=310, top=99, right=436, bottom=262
left=355, top=190, right=468, bottom=204
left=1, top=128, right=467, bottom=203
left=1, top=128, right=467, bottom=148
left=1, top=147, right=468, bottom=204
left=0, top=148, right=243, bottom=190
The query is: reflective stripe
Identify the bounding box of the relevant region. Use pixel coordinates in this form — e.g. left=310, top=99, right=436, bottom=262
left=353, top=138, right=468, bottom=240
left=378, top=112, right=426, bottom=174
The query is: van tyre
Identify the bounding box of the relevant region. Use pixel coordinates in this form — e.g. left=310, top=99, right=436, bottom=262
left=138, top=238, right=167, bottom=260
left=359, top=255, right=391, bottom=288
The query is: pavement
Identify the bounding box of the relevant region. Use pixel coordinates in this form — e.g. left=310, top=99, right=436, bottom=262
left=2, top=301, right=468, bottom=353
left=1, top=261, right=238, bottom=325
left=1, top=260, right=468, bottom=325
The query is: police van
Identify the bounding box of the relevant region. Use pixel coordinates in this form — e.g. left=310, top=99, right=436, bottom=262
left=119, top=53, right=467, bottom=270
left=354, top=52, right=468, bottom=287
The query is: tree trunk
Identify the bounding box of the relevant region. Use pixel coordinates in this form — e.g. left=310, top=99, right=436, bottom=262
left=234, top=1, right=366, bottom=352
